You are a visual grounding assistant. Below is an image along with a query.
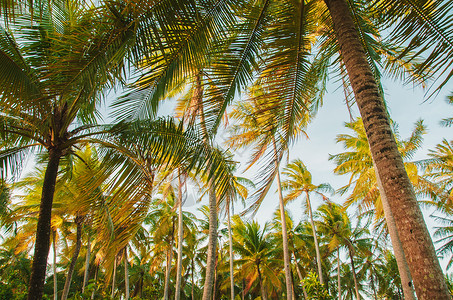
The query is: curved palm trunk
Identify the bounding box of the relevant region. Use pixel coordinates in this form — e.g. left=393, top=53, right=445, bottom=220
left=124, top=247, right=130, bottom=300
left=273, top=139, right=293, bottom=300
left=52, top=230, right=58, bottom=300
left=337, top=247, right=341, bottom=300
left=28, top=148, right=62, bottom=300
left=347, top=245, right=360, bottom=300
left=374, top=159, right=416, bottom=300
left=257, top=264, right=267, bottom=300
left=305, top=191, right=324, bottom=285
left=175, top=174, right=184, bottom=300
left=61, top=216, right=83, bottom=300
left=227, top=203, right=235, bottom=300
left=82, top=233, right=91, bottom=293
left=324, top=0, right=450, bottom=298
left=191, top=258, right=195, bottom=300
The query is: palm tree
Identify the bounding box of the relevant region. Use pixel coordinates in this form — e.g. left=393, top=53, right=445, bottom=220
left=232, top=216, right=282, bottom=300
left=0, top=2, right=139, bottom=297
left=330, top=118, right=426, bottom=300
left=316, top=202, right=363, bottom=299
left=282, top=159, right=334, bottom=284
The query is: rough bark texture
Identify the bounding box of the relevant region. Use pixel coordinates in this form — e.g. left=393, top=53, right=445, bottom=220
left=28, top=148, right=62, bottom=300
left=306, top=192, right=323, bottom=285
left=324, top=0, right=450, bottom=298
left=374, top=159, right=417, bottom=300
left=61, top=216, right=83, bottom=300
left=274, top=140, right=293, bottom=300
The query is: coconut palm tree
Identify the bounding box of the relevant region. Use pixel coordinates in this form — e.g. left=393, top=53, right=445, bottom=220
left=232, top=216, right=282, bottom=300
left=281, top=159, right=334, bottom=284
left=0, top=2, right=142, bottom=297
left=330, top=117, right=429, bottom=299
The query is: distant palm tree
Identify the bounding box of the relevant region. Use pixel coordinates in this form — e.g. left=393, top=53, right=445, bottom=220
left=282, top=159, right=334, bottom=284
left=232, top=216, right=281, bottom=300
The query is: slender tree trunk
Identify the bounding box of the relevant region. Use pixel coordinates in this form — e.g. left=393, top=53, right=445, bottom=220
left=164, top=225, right=175, bottom=300
left=374, top=159, right=417, bottom=300
left=91, top=264, right=98, bottom=300
left=52, top=230, right=58, bottom=300
left=61, top=216, right=83, bottom=300
left=28, top=148, right=62, bottom=300
left=273, top=139, right=293, bottom=300
left=212, top=255, right=218, bottom=300
left=306, top=191, right=324, bottom=285
left=337, top=247, right=341, bottom=300
left=191, top=258, right=195, bottom=300
left=324, top=0, right=450, bottom=298
left=111, top=254, right=117, bottom=299
left=195, top=71, right=218, bottom=300
left=175, top=173, right=184, bottom=300
left=82, top=233, right=91, bottom=294
left=124, top=247, right=130, bottom=300
left=347, top=246, right=360, bottom=300
left=257, top=264, right=267, bottom=300
left=293, top=252, right=308, bottom=300
left=227, top=203, right=235, bottom=300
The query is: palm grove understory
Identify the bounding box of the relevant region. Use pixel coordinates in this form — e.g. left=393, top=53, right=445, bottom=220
left=0, top=0, right=453, bottom=299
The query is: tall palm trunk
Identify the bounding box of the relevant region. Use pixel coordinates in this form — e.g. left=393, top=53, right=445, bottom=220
left=337, top=247, right=341, bottom=300
left=273, top=139, right=293, bottom=300
left=191, top=258, right=195, bottom=300
left=227, top=203, right=235, bottom=300
left=175, top=174, right=184, bottom=300
left=124, top=247, right=130, bottom=300
left=28, top=148, right=62, bottom=300
left=164, top=223, right=175, bottom=300
left=374, top=159, right=416, bottom=300
left=347, top=245, right=360, bottom=300
left=61, top=215, right=83, bottom=300
left=305, top=191, right=323, bottom=285
left=52, top=230, right=58, bottom=300
left=324, top=0, right=450, bottom=298
left=257, top=264, right=267, bottom=300
left=196, top=71, right=218, bottom=300
left=82, top=233, right=91, bottom=293
left=111, top=254, right=117, bottom=299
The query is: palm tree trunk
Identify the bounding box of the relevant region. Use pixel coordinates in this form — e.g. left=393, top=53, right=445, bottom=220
left=124, top=247, right=130, bottom=300
left=273, top=139, right=293, bottom=300
left=175, top=173, right=184, bottom=300
left=196, top=71, right=218, bottom=300
left=164, top=228, right=175, bottom=300
left=324, top=0, right=450, bottom=298
left=61, top=215, right=83, bottom=300
left=111, top=254, right=117, bottom=299
left=227, top=203, right=235, bottom=300
left=347, top=246, right=360, bottom=300
left=191, top=258, right=195, bottom=300
left=373, top=160, right=416, bottom=300
left=306, top=191, right=324, bottom=285
left=293, top=252, right=308, bottom=300
left=82, top=233, right=91, bottom=294
left=52, top=230, right=58, bottom=300
left=257, top=264, right=267, bottom=300
left=28, top=148, right=62, bottom=300
left=337, top=247, right=341, bottom=300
